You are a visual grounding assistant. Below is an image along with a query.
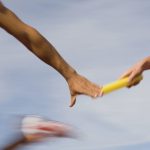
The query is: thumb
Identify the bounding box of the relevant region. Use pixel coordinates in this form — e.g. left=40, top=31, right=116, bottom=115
left=128, top=71, right=138, bottom=83
left=70, top=95, right=77, bottom=107
left=119, top=70, right=132, bottom=80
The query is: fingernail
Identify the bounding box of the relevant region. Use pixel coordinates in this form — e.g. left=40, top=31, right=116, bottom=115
left=93, top=94, right=98, bottom=98
left=99, top=92, right=103, bottom=97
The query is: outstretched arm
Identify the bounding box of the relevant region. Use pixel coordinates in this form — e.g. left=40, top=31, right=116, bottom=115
left=0, top=1, right=75, bottom=80
left=0, top=2, right=101, bottom=106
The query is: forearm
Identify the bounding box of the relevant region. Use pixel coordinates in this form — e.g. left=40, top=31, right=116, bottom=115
left=0, top=3, right=76, bottom=81
left=21, top=29, right=77, bottom=80
left=142, top=56, right=150, bottom=71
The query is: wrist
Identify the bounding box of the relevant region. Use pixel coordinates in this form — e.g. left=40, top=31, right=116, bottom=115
left=64, top=69, right=77, bottom=81
left=142, top=56, right=150, bottom=71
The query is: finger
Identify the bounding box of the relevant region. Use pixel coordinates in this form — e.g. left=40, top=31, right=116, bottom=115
left=133, top=80, right=141, bottom=86
left=128, top=71, right=139, bottom=83
left=119, top=70, right=132, bottom=79
left=99, top=86, right=103, bottom=97
left=70, top=95, right=77, bottom=107
left=94, top=86, right=102, bottom=97
left=99, top=88, right=104, bottom=97
left=127, top=73, right=143, bottom=88
left=87, top=85, right=102, bottom=98
left=127, top=78, right=141, bottom=88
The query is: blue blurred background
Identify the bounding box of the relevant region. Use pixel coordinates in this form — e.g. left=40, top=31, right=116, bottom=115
left=0, top=0, right=150, bottom=149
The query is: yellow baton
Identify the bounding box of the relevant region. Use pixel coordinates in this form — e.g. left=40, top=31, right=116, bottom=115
left=102, top=75, right=143, bottom=95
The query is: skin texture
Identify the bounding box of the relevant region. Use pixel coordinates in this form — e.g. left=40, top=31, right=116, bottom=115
left=0, top=1, right=102, bottom=149
left=120, top=56, right=150, bottom=87
left=0, top=1, right=101, bottom=107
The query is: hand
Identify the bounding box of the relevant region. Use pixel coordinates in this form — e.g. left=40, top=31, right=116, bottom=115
left=120, top=62, right=144, bottom=87
left=67, top=73, right=102, bottom=107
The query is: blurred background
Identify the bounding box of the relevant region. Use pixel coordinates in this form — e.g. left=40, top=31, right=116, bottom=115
left=0, top=0, right=150, bottom=149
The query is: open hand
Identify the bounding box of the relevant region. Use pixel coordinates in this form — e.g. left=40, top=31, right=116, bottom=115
left=67, top=73, right=102, bottom=107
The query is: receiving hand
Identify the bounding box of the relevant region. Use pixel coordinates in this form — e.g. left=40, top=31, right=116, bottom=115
left=120, top=62, right=144, bottom=87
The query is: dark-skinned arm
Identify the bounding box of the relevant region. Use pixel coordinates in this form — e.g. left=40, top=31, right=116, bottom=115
left=0, top=2, right=101, bottom=106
